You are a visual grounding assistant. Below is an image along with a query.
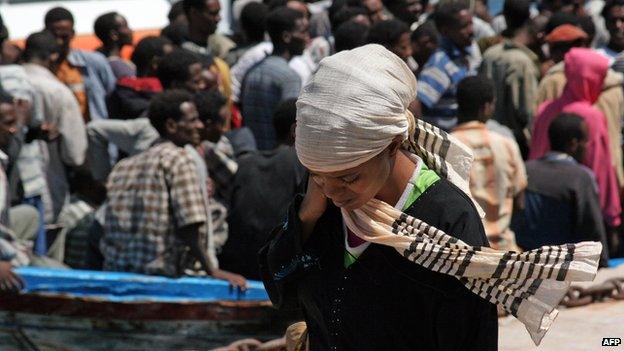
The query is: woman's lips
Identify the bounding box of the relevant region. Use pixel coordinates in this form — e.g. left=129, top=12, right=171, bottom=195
left=332, top=198, right=353, bottom=207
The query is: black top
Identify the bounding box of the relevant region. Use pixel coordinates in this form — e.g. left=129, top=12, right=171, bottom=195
left=221, top=146, right=305, bottom=279
left=259, top=179, right=498, bottom=351
left=511, top=157, right=609, bottom=266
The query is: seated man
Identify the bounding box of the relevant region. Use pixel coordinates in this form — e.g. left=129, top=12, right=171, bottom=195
left=451, top=76, right=527, bottom=251
left=512, top=113, right=610, bottom=266
left=100, top=90, right=246, bottom=288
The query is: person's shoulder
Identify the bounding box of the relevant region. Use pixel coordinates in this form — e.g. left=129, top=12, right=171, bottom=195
left=482, top=42, right=504, bottom=58
left=406, top=178, right=477, bottom=221
left=74, top=49, right=109, bottom=64
left=406, top=178, right=487, bottom=245
left=423, top=49, right=452, bottom=70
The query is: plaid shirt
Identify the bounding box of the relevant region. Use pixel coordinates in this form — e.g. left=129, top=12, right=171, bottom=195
left=101, top=142, right=207, bottom=276
left=241, top=56, right=301, bottom=150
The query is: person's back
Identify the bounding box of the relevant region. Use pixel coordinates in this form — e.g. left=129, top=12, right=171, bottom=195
left=530, top=47, right=622, bottom=229
left=451, top=75, right=526, bottom=251
left=241, top=56, right=301, bottom=150
left=478, top=0, right=539, bottom=157
left=221, top=99, right=304, bottom=278
left=222, top=146, right=304, bottom=278
left=538, top=62, right=624, bottom=187
left=240, top=7, right=306, bottom=150
left=512, top=113, right=610, bottom=265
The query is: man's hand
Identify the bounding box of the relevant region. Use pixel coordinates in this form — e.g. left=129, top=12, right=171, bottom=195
left=210, top=338, right=263, bottom=351
left=40, top=122, right=60, bottom=141
left=0, top=261, right=23, bottom=293
left=212, top=269, right=248, bottom=291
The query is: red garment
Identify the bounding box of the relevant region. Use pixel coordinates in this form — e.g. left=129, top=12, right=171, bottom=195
left=116, top=76, right=163, bottom=93
left=529, top=48, right=622, bottom=227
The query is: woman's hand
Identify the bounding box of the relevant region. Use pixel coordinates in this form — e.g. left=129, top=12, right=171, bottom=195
left=298, top=177, right=328, bottom=242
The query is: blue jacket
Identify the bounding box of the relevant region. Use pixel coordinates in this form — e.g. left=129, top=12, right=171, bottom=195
left=67, top=50, right=116, bottom=120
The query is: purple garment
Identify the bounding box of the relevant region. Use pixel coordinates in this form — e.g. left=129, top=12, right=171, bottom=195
left=108, top=58, right=136, bottom=80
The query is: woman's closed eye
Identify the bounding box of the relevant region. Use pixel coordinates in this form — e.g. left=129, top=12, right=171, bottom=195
left=341, top=174, right=359, bottom=184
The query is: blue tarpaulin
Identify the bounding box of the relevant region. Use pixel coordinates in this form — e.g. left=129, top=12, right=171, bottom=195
left=14, top=267, right=269, bottom=303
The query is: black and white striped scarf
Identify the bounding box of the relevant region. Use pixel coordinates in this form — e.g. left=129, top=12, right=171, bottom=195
left=341, top=117, right=601, bottom=345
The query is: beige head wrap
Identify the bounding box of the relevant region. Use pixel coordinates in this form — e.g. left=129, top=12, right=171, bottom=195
left=294, top=44, right=601, bottom=345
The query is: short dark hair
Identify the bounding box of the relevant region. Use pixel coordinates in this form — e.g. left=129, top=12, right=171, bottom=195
left=367, top=19, right=409, bottom=50
left=183, top=0, right=209, bottom=16
left=602, top=0, right=624, bottom=21
left=273, top=98, right=297, bottom=143
left=545, top=11, right=579, bottom=34
left=548, top=113, right=586, bottom=151
left=433, top=2, right=468, bottom=30
left=456, top=75, right=494, bottom=121
left=94, top=12, right=120, bottom=44
left=578, top=15, right=596, bottom=39
left=266, top=7, right=304, bottom=45
left=503, top=0, right=531, bottom=33
left=331, top=6, right=368, bottom=30
left=241, top=2, right=269, bottom=43
left=411, top=21, right=439, bottom=43
left=148, top=90, right=195, bottom=136
left=161, top=23, right=189, bottom=46
left=23, top=31, right=60, bottom=62
left=156, top=49, right=202, bottom=89
left=334, top=21, right=369, bottom=52
left=44, top=7, right=74, bottom=28
left=168, top=1, right=186, bottom=23
left=194, top=90, right=227, bottom=124
left=131, top=36, right=172, bottom=77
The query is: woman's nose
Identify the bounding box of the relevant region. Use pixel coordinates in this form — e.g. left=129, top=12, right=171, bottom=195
left=320, top=178, right=345, bottom=199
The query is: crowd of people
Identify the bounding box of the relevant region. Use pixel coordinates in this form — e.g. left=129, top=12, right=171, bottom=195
left=0, top=0, right=620, bottom=296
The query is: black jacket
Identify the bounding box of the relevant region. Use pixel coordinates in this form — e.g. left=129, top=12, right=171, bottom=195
left=259, top=179, right=498, bottom=351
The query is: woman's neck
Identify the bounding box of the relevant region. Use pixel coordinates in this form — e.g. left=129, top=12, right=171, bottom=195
left=375, top=150, right=417, bottom=205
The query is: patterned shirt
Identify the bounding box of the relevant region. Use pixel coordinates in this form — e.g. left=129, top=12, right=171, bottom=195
left=451, top=121, right=527, bottom=251
left=241, top=55, right=301, bottom=150
left=101, top=141, right=207, bottom=276
left=417, top=38, right=481, bottom=131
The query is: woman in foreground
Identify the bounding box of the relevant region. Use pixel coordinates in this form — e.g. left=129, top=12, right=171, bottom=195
left=259, top=44, right=601, bottom=351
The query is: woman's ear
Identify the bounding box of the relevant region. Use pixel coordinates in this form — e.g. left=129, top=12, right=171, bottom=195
left=387, top=135, right=404, bottom=157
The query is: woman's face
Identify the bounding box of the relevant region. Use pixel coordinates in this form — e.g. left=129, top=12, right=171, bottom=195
left=309, top=143, right=398, bottom=211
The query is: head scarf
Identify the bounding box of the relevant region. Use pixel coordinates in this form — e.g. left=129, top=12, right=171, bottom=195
left=296, top=44, right=601, bottom=345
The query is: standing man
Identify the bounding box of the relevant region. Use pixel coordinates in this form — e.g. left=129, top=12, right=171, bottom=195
left=452, top=76, right=527, bottom=251
left=416, top=2, right=481, bottom=131
left=22, top=31, right=87, bottom=221
left=44, top=7, right=116, bottom=122
left=94, top=12, right=136, bottom=79
left=241, top=7, right=307, bottom=150
left=479, top=0, right=540, bottom=157
left=513, top=114, right=610, bottom=266
left=597, top=0, right=624, bottom=63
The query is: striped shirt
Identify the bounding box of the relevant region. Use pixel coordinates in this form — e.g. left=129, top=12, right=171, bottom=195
left=417, top=38, right=481, bottom=131
left=451, top=121, right=527, bottom=251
